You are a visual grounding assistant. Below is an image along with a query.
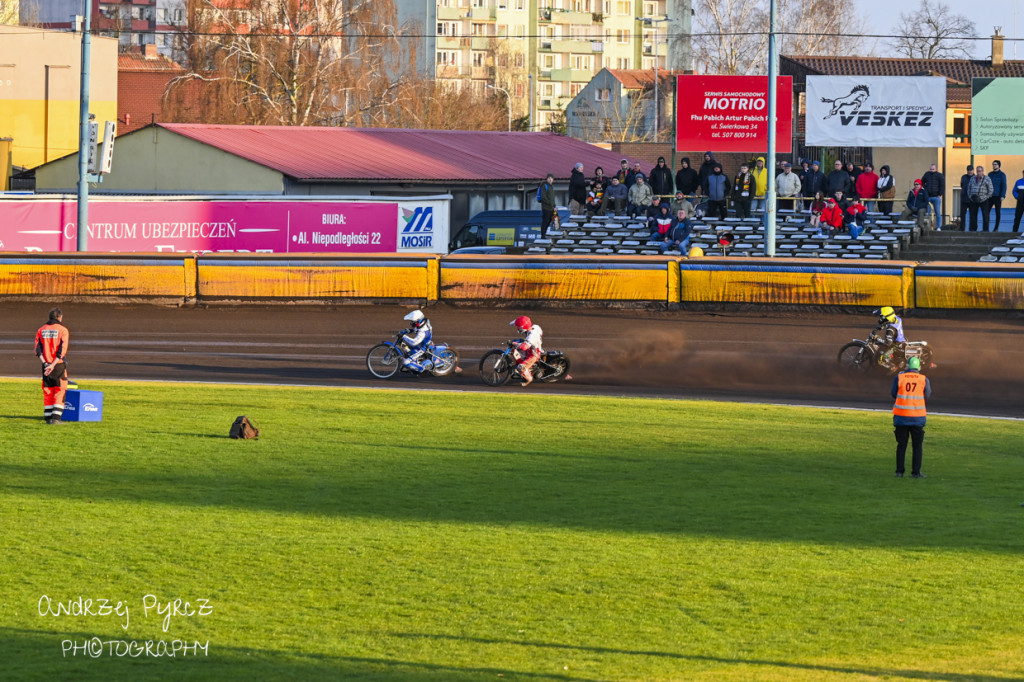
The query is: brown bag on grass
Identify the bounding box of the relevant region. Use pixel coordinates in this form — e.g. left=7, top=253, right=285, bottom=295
left=229, top=416, right=260, bottom=440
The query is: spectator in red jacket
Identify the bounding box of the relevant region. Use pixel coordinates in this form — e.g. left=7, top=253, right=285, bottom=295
left=819, top=197, right=845, bottom=235
left=855, top=162, right=879, bottom=211
left=846, top=198, right=868, bottom=238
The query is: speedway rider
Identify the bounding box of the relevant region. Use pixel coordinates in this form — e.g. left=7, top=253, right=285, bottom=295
left=511, top=315, right=543, bottom=386
left=401, top=310, right=433, bottom=371
left=875, top=306, right=907, bottom=362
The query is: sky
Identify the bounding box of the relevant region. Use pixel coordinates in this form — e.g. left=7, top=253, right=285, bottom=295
left=858, top=0, right=1022, bottom=60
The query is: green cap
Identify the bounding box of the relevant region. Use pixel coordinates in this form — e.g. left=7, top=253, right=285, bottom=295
left=907, top=357, right=921, bottom=371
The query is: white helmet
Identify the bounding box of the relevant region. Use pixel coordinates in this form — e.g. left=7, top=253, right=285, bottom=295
left=403, top=310, right=426, bottom=328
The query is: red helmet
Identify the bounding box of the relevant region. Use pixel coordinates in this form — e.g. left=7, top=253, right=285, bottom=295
left=511, top=315, right=532, bottom=333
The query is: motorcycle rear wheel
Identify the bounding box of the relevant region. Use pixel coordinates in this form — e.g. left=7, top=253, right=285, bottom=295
left=540, top=355, right=571, bottom=383
left=367, top=343, right=402, bottom=379
left=837, top=341, right=875, bottom=374
left=431, top=348, right=460, bottom=377
left=479, top=350, right=513, bottom=386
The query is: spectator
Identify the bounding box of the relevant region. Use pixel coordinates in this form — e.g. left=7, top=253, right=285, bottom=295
left=649, top=156, right=674, bottom=199
left=697, top=151, right=717, bottom=194
left=877, top=165, right=896, bottom=216
left=662, top=208, right=693, bottom=253
left=808, top=191, right=827, bottom=230
left=626, top=161, right=646, bottom=188
left=751, top=156, right=768, bottom=213
left=675, top=157, right=700, bottom=197
left=568, top=162, right=587, bottom=216
left=732, top=163, right=755, bottom=219
left=966, top=166, right=994, bottom=232
left=855, top=163, right=879, bottom=211
left=590, top=166, right=608, bottom=194
left=650, top=203, right=674, bottom=242
left=538, top=173, right=557, bottom=237
left=846, top=161, right=862, bottom=185
left=989, top=160, right=1007, bottom=231
left=801, top=160, right=825, bottom=210
left=891, top=356, right=931, bottom=479
left=901, top=179, right=931, bottom=230
left=959, top=164, right=974, bottom=229
left=588, top=167, right=608, bottom=218
left=627, top=175, right=653, bottom=218
left=645, top=195, right=664, bottom=225
left=1013, top=169, right=1024, bottom=232
left=602, top=176, right=627, bottom=216
left=833, top=189, right=850, bottom=215
left=820, top=196, right=845, bottom=235
left=671, top=191, right=694, bottom=218
left=797, top=159, right=811, bottom=186
left=846, top=197, right=867, bottom=238
left=703, top=163, right=729, bottom=219
left=921, top=163, right=945, bottom=228
left=776, top=161, right=801, bottom=211
left=826, top=160, right=853, bottom=197
left=614, top=159, right=630, bottom=184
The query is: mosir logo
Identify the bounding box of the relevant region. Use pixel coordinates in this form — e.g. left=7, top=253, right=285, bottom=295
left=400, top=207, right=433, bottom=248
left=821, top=84, right=933, bottom=128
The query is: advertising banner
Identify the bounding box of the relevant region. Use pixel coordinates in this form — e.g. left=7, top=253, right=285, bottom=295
left=676, top=75, right=793, bottom=153
left=971, top=78, right=1024, bottom=154
left=806, top=76, right=946, bottom=147
left=0, top=199, right=449, bottom=253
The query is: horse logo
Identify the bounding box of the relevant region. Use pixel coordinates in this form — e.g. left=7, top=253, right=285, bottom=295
left=820, top=84, right=870, bottom=119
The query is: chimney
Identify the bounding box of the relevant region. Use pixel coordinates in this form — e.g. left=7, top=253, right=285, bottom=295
left=144, top=43, right=159, bottom=59
left=991, top=29, right=1004, bottom=69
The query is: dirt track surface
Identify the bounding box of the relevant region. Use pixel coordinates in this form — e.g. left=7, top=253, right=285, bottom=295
left=2, top=303, right=1020, bottom=418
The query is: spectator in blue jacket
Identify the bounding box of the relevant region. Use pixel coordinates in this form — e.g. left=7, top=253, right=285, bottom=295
left=601, top=176, right=628, bottom=216
left=921, top=164, right=944, bottom=228
left=901, top=179, right=930, bottom=230
left=1012, top=169, right=1024, bottom=232
left=660, top=208, right=693, bottom=253
left=801, top=160, right=825, bottom=211
left=988, top=160, right=1007, bottom=231
left=703, top=163, right=729, bottom=219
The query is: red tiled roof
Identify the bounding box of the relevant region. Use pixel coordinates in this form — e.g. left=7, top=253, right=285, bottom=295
left=154, top=124, right=647, bottom=182
left=118, top=53, right=184, bottom=73
left=783, top=55, right=1024, bottom=85
left=608, top=69, right=681, bottom=90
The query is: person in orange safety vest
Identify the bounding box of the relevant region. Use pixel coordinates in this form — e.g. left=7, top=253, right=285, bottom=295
left=35, top=307, right=70, bottom=424
left=891, top=356, right=931, bottom=478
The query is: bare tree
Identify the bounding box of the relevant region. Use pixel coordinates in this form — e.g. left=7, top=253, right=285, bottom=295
left=0, top=0, right=18, bottom=25
left=891, top=0, right=977, bottom=60
left=692, top=0, right=867, bottom=75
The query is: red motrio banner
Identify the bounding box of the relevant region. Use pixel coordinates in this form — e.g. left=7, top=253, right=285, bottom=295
left=676, top=75, right=793, bottom=153
left=0, top=199, right=448, bottom=253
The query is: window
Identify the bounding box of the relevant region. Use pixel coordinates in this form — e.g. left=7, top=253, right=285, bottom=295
left=543, top=84, right=554, bottom=96
left=615, top=29, right=629, bottom=44
left=952, top=110, right=971, bottom=147
left=471, top=23, right=487, bottom=36
left=542, top=54, right=555, bottom=68
left=616, top=1, right=630, bottom=15
left=570, top=83, right=583, bottom=96
left=514, top=53, right=525, bottom=67
left=472, top=0, right=486, bottom=7
left=595, top=88, right=611, bottom=101
left=644, top=2, right=656, bottom=15
left=616, top=57, right=630, bottom=68
left=472, top=51, right=485, bottom=67
left=515, top=83, right=525, bottom=97
left=436, top=51, right=459, bottom=65
left=573, top=55, right=591, bottom=70
left=515, top=25, right=525, bottom=39
left=516, top=0, right=525, bottom=9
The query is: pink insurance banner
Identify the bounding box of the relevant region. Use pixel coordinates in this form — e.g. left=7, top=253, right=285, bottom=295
left=0, top=200, right=399, bottom=253
left=676, top=75, right=793, bottom=153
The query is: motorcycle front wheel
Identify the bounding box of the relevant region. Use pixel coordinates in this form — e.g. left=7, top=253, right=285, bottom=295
left=431, top=348, right=460, bottom=377
left=479, top=350, right=514, bottom=386
left=540, top=355, right=571, bottom=383
left=367, top=343, right=402, bottom=379
left=837, top=341, right=874, bottom=374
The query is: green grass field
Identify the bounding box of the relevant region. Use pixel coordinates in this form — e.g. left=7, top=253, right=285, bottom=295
left=1, top=378, right=1022, bottom=681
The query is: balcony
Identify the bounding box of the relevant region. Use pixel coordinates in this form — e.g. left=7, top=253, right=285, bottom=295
left=551, top=10, right=593, bottom=25
left=437, top=6, right=467, bottom=20
left=437, top=35, right=461, bottom=49
left=471, top=66, right=495, bottom=79
left=548, top=68, right=593, bottom=82
left=471, top=6, right=496, bottom=21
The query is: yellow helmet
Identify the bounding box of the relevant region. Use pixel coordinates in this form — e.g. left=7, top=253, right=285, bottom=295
left=688, top=246, right=704, bottom=258
left=877, top=306, right=897, bottom=324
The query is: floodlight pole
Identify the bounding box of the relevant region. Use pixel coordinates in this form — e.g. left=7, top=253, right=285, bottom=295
left=643, top=17, right=672, bottom=141
left=764, top=0, right=779, bottom=257
left=76, top=3, right=92, bottom=251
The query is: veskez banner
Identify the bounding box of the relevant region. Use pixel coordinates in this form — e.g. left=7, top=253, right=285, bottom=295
left=806, top=76, right=946, bottom=147
left=676, top=75, right=792, bottom=153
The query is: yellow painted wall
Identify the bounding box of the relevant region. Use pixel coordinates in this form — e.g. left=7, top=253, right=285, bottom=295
left=0, top=26, right=119, bottom=169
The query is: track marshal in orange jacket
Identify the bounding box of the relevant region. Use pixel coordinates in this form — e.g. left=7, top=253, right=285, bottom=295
left=35, top=307, right=70, bottom=424
left=891, top=356, right=931, bottom=479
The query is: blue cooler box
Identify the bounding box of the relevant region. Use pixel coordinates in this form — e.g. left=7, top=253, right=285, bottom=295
left=63, top=390, right=104, bottom=422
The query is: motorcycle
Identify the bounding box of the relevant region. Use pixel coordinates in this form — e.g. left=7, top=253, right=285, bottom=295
left=837, top=325, right=934, bottom=376
left=478, top=340, right=572, bottom=386
left=366, top=331, right=460, bottom=379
